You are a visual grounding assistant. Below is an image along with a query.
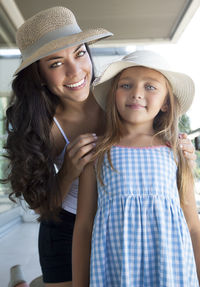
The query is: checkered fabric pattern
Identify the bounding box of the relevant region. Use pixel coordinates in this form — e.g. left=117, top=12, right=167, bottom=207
left=90, top=146, right=199, bottom=287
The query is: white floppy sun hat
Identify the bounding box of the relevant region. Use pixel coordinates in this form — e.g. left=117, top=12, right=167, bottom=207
left=93, top=50, right=195, bottom=115
left=15, top=6, right=113, bottom=75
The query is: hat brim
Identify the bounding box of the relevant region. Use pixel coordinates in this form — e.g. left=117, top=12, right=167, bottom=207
left=93, top=60, right=195, bottom=115
left=14, top=28, right=113, bottom=75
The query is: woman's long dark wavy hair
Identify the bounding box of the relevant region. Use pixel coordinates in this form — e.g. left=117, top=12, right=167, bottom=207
left=2, top=44, right=95, bottom=221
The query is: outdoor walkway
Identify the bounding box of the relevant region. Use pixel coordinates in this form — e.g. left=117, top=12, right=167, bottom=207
left=0, top=221, right=41, bottom=287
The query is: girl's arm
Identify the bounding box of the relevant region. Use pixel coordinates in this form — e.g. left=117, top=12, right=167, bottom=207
left=182, top=187, right=200, bottom=283
left=72, top=162, right=97, bottom=287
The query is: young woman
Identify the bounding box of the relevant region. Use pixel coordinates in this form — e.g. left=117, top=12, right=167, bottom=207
left=4, top=6, right=112, bottom=287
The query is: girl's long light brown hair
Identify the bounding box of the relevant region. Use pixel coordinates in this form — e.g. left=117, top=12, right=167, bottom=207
left=94, top=70, right=194, bottom=205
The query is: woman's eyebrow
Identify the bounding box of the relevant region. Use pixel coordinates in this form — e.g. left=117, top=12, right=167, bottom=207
left=45, top=44, right=84, bottom=61
left=46, top=56, right=63, bottom=61
left=73, top=44, right=84, bottom=53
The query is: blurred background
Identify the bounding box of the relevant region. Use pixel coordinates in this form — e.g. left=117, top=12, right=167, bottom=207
left=0, top=0, right=200, bottom=285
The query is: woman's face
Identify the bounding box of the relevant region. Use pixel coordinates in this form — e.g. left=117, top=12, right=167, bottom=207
left=39, top=44, right=93, bottom=103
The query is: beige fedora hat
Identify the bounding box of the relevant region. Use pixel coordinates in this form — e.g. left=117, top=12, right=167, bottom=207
left=93, top=50, right=195, bottom=115
left=15, top=6, right=113, bottom=75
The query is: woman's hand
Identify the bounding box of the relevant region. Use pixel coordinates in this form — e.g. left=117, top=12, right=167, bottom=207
left=179, top=133, right=196, bottom=168
left=59, top=133, right=97, bottom=185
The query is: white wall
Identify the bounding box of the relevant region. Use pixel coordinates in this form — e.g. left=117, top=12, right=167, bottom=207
left=0, top=58, right=20, bottom=95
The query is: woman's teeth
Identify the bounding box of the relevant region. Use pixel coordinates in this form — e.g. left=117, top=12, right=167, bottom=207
left=66, top=78, right=85, bottom=88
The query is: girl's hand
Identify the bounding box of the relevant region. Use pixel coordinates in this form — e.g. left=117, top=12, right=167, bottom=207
left=62, top=133, right=97, bottom=183
left=179, top=133, right=196, bottom=168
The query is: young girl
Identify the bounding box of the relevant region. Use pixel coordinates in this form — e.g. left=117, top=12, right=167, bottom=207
left=72, top=50, right=200, bottom=286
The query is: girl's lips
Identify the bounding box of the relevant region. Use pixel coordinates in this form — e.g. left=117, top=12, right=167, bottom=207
left=126, top=103, right=146, bottom=109
left=64, top=77, right=86, bottom=90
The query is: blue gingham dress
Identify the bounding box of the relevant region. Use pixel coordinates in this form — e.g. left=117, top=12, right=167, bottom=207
left=90, top=146, right=199, bottom=287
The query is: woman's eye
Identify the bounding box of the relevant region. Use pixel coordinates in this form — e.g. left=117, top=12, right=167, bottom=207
left=77, top=50, right=87, bottom=57
left=50, top=61, right=63, bottom=68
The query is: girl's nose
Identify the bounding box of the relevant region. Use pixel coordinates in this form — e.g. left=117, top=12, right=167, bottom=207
left=131, top=86, right=144, bottom=99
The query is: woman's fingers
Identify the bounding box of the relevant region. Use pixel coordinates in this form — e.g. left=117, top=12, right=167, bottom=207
left=72, top=142, right=96, bottom=163
left=179, top=133, right=197, bottom=168
left=78, top=151, right=96, bottom=170
left=179, top=133, right=195, bottom=154
left=67, top=134, right=97, bottom=157
left=180, top=141, right=195, bottom=153
left=62, top=133, right=98, bottom=180
left=182, top=151, right=196, bottom=161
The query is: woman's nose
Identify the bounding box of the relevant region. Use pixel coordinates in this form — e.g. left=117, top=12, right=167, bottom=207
left=64, top=60, right=80, bottom=76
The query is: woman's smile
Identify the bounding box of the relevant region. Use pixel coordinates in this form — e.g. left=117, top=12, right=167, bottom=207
left=64, top=77, right=86, bottom=90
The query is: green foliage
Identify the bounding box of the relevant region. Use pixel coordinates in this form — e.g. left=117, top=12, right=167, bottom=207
left=195, top=151, right=200, bottom=180
left=178, top=114, right=191, bottom=134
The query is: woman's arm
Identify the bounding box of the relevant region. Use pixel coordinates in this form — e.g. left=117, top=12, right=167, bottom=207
left=72, top=162, right=97, bottom=287
left=56, top=133, right=97, bottom=200
left=182, top=186, right=200, bottom=284
left=179, top=133, right=196, bottom=168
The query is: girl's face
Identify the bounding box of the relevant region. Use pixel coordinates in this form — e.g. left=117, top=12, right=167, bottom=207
left=39, top=44, right=92, bottom=103
left=115, top=66, right=168, bottom=129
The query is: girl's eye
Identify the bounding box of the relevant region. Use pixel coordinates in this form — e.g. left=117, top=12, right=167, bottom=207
left=145, top=84, right=156, bottom=91
left=77, top=50, right=87, bottom=57
left=50, top=61, right=63, bottom=68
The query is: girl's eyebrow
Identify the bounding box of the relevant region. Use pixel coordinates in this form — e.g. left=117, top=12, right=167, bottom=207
left=119, top=76, right=162, bottom=84
left=143, top=77, right=162, bottom=84
left=45, top=44, right=84, bottom=62
left=118, top=76, right=132, bottom=81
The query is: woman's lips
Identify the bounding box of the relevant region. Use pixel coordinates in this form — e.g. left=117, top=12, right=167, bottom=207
left=64, top=77, right=86, bottom=90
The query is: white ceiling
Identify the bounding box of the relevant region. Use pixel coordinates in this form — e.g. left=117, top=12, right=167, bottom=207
left=0, top=0, right=200, bottom=48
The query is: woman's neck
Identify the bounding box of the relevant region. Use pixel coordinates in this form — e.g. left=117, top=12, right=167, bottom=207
left=53, top=91, right=105, bottom=142
left=55, top=92, right=97, bottom=120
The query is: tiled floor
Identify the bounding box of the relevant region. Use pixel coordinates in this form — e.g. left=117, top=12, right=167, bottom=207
left=0, top=222, right=42, bottom=287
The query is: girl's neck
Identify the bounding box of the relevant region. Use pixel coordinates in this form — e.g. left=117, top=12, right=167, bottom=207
left=118, top=126, right=164, bottom=147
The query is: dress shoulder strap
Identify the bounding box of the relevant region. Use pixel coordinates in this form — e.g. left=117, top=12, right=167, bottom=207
left=53, top=117, right=70, bottom=144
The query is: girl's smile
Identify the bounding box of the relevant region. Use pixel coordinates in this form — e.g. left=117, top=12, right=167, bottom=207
left=125, top=103, right=146, bottom=110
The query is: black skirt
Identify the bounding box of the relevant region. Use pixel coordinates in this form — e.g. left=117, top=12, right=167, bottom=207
left=38, top=209, right=76, bottom=283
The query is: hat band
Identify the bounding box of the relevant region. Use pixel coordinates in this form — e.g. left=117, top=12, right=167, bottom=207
left=22, top=23, right=82, bottom=60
